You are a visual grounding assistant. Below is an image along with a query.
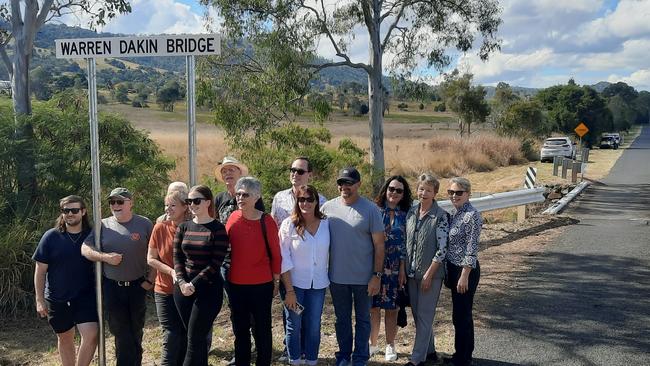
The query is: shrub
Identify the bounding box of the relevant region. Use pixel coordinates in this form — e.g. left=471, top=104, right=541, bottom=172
left=0, top=96, right=174, bottom=316
left=358, top=103, right=369, bottom=115
left=419, top=103, right=425, bottom=110
left=397, top=102, right=408, bottom=110
left=520, top=138, right=540, bottom=161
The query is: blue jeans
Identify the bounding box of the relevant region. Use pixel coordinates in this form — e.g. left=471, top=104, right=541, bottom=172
left=155, top=292, right=187, bottom=366
left=329, top=282, right=371, bottom=366
left=284, top=287, right=326, bottom=364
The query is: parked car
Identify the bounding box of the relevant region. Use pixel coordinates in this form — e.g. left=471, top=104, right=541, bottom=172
left=602, top=132, right=621, bottom=146
left=540, top=137, right=576, bottom=162
left=600, top=135, right=619, bottom=149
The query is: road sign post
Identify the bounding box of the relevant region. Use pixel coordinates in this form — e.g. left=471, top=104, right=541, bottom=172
left=56, top=34, right=221, bottom=366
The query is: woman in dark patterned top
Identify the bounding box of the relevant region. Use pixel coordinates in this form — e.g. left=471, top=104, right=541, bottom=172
left=369, top=176, right=412, bottom=361
left=444, top=177, right=482, bottom=366
left=173, top=185, right=229, bottom=366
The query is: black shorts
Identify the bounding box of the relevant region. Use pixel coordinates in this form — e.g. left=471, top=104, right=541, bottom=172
left=46, top=293, right=98, bottom=334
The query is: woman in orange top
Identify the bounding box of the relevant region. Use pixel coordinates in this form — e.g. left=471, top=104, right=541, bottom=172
left=226, top=176, right=281, bottom=366
left=147, top=191, right=189, bottom=366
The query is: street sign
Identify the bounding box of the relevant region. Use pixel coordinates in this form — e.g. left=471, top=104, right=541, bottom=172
left=574, top=122, right=589, bottom=137
left=55, top=34, right=220, bottom=59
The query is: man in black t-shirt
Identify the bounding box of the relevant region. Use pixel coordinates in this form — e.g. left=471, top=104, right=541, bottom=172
left=33, top=195, right=97, bottom=366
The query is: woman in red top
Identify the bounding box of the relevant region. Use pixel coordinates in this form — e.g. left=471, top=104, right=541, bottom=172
left=147, top=191, right=190, bottom=366
left=226, top=176, right=281, bottom=366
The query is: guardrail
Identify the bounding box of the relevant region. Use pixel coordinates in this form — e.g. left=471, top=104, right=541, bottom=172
left=437, top=187, right=546, bottom=213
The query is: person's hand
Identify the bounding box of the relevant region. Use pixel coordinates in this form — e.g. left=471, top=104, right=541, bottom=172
left=273, top=280, right=280, bottom=297
left=141, top=280, right=154, bottom=291
left=169, top=268, right=177, bottom=282
left=36, top=299, right=48, bottom=318
left=457, top=274, right=469, bottom=294
left=398, top=270, right=407, bottom=289
left=181, top=282, right=195, bottom=296
left=421, top=271, right=433, bottom=291
left=284, top=290, right=297, bottom=311
left=103, top=252, right=123, bottom=266
left=367, top=276, right=381, bottom=296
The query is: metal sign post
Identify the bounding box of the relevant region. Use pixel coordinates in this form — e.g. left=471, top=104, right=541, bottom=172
left=85, top=57, right=106, bottom=366
left=186, top=55, right=197, bottom=186
left=56, top=34, right=221, bottom=366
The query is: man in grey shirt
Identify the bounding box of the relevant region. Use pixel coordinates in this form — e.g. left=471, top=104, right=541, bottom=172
left=82, top=187, right=154, bottom=366
left=321, top=167, right=385, bottom=366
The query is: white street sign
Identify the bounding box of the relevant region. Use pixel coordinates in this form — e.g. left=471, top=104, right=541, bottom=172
left=55, top=34, right=220, bottom=59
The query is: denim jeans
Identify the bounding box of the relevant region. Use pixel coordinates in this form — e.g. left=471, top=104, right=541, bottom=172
left=447, top=262, right=480, bottom=365
left=103, top=278, right=147, bottom=366
left=284, top=287, right=326, bottom=364
left=329, top=282, right=371, bottom=366
left=229, top=281, right=274, bottom=366
left=174, top=279, right=224, bottom=366
left=155, top=292, right=187, bottom=366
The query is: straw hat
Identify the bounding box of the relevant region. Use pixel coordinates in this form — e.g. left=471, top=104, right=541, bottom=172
left=215, top=156, right=249, bottom=182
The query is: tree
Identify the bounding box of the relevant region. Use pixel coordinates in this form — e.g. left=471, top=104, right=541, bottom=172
left=203, top=0, right=501, bottom=186
left=441, top=71, right=490, bottom=136
left=156, top=80, right=181, bottom=112
left=0, top=0, right=131, bottom=213
left=114, top=84, right=129, bottom=103
left=497, top=99, right=550, bottom=138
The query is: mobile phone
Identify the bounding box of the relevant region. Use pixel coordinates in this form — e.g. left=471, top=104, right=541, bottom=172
left=286, top=302, right=304, bottom=315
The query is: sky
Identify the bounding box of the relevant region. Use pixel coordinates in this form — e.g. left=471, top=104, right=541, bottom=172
left=60, top=0, right=650, bottom=91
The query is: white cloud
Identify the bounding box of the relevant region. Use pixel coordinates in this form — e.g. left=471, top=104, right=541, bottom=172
left=102, top=0, right=205, bottom=34
left=609, top=69, right=650, bottom=90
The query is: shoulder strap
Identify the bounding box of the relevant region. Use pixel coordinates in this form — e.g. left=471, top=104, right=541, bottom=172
left=260, top=213, right=272, bottom=261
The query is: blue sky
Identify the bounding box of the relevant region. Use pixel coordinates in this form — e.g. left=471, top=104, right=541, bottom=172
left=62, top=0, right=650, bottom=90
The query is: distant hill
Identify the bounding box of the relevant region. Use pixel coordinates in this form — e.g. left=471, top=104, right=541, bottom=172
left=483, top=85, right=539, bottom=99
left=589, top=81, right=612, bottom=93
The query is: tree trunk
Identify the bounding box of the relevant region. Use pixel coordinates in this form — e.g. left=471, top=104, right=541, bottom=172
left=12, top=30, right=38, bottom=215
left=367, top=1, right=384, bottom=192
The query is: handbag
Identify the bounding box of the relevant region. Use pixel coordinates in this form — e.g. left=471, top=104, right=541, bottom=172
left=396, top=286, right=410, bottom=328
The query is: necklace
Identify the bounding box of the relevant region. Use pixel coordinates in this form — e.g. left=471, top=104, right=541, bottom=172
left=66, top=231, right=82, bottom=244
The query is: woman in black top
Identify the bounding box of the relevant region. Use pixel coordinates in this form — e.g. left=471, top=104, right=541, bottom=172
left=173, top=185, right=229, bottom=366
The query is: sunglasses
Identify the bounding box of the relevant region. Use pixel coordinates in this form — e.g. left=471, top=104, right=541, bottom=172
left=185, top=197, right=208, bottom=205
left=61, top=208, right=81, bottom=214
left=290, top=167, right=308, bottom=175
left=387, top=186, right=404, bottom=194
left=108, top=199, right=129, bottom=205
left=297, top=196, right=316, bottom=203
left=447, top=190, right=466, bottom=196
left=235, top=192, right=250, bottom=198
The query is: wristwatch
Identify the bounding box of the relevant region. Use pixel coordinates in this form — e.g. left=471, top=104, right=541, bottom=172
left=373, top=271, right=382, bottom=278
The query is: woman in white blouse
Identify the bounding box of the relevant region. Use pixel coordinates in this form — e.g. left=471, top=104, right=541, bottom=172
left=279, top=184, right=330, bottom=366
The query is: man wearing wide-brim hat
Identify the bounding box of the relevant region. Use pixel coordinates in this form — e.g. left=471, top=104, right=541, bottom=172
left=81, top=187, right=155, bottom=366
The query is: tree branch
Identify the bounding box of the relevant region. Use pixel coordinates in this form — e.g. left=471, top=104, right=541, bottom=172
left=306, top=60, right=370, bottom=73
left=10, top=0, right=22, bottom=32
left=381, top=1, right=408, bottom=50
left=0, top=44, right=12, bottom=77
left=36, top=0, right=56, bottom=29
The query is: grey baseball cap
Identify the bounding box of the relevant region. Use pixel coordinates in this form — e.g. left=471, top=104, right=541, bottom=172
left=107, top=187, right=133, bottom=200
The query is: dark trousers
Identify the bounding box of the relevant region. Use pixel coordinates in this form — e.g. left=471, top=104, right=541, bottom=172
left=174, top=279, right=224, bottom=366
left=229, top=281, right=274, bottom=366
left=155, top=292, right=187, bottom=366
left=103, top=278, right=147, bottom=366
left=447, top=262, right=480, bottom=365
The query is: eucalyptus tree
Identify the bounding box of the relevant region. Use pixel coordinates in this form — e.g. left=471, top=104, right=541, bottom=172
left=0, top=0, right=131, bottom=209
left=202, top=0, right=501, bottom=184
left=441, top=71, right=490, bottom=136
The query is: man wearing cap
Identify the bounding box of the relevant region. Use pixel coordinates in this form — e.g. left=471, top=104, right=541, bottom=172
left=321, top=167, right=385, bottom=366
left=81, top=187, right=155, bottom=366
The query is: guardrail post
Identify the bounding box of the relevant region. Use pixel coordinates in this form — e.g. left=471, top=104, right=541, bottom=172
left=582, top=147, right=590, bottom=162
left=517, top=205, right=526, bottom=223
left=553, top=156, right=562, bottom=176
left=571, top=161, right=581, bottom=183
left=561, top=159, right=570, bottom=179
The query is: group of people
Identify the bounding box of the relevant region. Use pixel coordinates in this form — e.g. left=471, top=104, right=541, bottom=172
left=32, top=155, right=481, bottom=366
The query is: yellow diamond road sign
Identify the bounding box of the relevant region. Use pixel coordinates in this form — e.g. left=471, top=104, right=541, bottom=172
left=574, top=122, right=589, bottom=137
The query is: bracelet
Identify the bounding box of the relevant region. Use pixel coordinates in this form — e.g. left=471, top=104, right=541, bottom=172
left=286, top=290, right=295, bottom=293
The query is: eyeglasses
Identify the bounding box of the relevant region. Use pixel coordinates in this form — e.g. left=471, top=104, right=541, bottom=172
left=235, top=192, right=250, bottom=199
left=61, top=208, right=81, bottom=214
left=447, top=190, right=466, bottom=196
left=108, top=199, right=129, bottom=205
left=387, top=186, right=404, bottom=194
left=297, top=196, right=316, bottom=203
left=290, top=167, right=308, bottom=175
left=185, top=198, right=208, bottom=205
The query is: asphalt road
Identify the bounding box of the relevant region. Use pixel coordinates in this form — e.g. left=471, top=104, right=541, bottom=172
left=471, top=126, right=650, bottom=366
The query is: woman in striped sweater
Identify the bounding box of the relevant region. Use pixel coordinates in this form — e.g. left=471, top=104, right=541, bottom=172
left=173, top=185, right=230, bottom=366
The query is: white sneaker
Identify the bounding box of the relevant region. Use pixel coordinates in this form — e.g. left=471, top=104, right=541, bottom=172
left=369, top=344, right=380, bottom=357
left=385, top=344, right=398, bottom=361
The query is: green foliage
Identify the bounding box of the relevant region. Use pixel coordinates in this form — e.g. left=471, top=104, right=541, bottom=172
left=0, top=96, right=173, bottom=315
left=536, top=82, right=612, bottom=144
left=496, top=99, right=551, bottom=138
left=520, top=138, right=540, bottom=162
left=114, top=84, right=130, bottom=103
left=156, top=80, right=183, bottom=112
left=434, top=102, right=446, bottom=112
left=441, top=71, right=490, bottom=136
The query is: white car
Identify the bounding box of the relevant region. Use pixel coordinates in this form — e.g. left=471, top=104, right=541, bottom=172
left=540, top=137, right=576, bottom=162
